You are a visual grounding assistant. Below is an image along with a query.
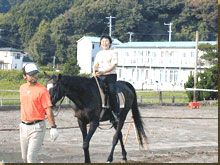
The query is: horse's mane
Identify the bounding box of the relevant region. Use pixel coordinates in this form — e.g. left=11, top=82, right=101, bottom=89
left=61, top=75, right=95, bottom=88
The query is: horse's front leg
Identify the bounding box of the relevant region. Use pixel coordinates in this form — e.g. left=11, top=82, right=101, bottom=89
left=79, top=119, right=99, bottom=163
left=78, top=119, right=90, bottom=163
left=107, top=120, right=125, bottom=163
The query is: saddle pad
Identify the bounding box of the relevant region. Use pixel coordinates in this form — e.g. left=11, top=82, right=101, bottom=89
left=102, top=92, right=125, bottom=109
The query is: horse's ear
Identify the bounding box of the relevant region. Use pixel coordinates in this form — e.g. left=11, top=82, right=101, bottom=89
left=44, top=72, right=51, bottom=79
left=58, top=74, right=62, bottom=81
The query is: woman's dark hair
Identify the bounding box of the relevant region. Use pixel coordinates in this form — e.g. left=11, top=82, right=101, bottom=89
left=100, top=35, right=112, bottom=46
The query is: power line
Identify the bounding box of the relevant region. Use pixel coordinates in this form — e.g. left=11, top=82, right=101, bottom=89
left=0, top=38, right=24, bottom=48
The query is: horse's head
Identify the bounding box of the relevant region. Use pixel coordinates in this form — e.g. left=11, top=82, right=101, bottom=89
left=44, top=72, right=64, bottom=106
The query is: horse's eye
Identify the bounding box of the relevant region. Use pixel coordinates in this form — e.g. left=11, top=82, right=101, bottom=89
left=47, top=83, right=54, bottom=91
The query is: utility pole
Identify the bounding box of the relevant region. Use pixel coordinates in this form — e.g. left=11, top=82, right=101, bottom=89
left=193, top=31, right=199, bottom=103
left=164, top=22, right=173, bottom=42
left=53, top=56, right=56, bottom=71
left=106, top=16, right=116, bottom=37
left=127, top=32, right=134, bottom=42
left=0, top=29, right=3, bottom=39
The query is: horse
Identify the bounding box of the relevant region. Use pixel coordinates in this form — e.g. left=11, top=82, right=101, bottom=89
left=44, top=72, right=147, bottom=163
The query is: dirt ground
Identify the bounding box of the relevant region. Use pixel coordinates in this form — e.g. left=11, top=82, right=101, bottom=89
left=0, top=105, right=218, bottom=163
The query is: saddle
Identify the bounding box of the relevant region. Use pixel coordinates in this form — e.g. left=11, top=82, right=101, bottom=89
left=94, top=76, right=125, bottom=109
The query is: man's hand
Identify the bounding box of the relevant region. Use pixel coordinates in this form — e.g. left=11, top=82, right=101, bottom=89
left=50, top=128, right=59, bottom=141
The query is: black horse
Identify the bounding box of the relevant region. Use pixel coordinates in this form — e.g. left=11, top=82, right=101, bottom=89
left=44, top=72, right=147, bottom=163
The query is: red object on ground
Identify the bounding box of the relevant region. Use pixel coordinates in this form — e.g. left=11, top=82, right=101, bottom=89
left=189, top=102, right=200, bottom=109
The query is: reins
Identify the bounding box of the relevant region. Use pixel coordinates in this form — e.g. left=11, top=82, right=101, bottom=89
left=98, top=124, right=114, bottom=130
left=53, top=95, right=65, bottom=117
left=46, top=80, right=71, bottom=119
left=53, top=83, right=71, bottom=117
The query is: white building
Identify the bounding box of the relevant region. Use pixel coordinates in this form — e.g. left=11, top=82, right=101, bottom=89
left=0, top=48, right=34, bottom=70
left=114, top=41, right=216, bottom=90
left=77, top=36, right=216, bottom=90
left=0, top=48, right=24, bottom=70
left=77, top=36, right=121, bottom=74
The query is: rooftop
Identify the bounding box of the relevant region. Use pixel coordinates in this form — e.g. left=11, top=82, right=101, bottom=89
left=77, top=36, right=122, bottom=45
left=115, top=41, right=217, bottom=48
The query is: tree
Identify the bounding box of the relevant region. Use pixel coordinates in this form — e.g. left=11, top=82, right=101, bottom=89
left=28, top=20, right=54, bottom=65
left=184, top=43, right=218, bottom=101
left=174, top=0, right=217, bottom=41
left=62, top=56, right=80, bottom=75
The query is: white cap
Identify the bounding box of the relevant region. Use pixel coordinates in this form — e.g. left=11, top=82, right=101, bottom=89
left=24, top=63, right=39, bottom=75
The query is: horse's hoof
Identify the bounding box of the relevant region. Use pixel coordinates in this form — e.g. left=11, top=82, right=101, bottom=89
left=122, top=160, right=127, bottom=163
left=106, top=161, right=112, bottom=163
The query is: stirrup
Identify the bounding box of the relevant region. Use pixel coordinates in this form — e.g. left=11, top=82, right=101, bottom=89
left=112, top=111, right=119, bottom=122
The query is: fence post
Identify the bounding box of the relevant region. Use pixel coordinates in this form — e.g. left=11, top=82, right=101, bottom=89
left=158, top=91, right=162, bottom=105
left=172, top=96, right=175, bottom=104
left=139, top=96, right=142, bottom=104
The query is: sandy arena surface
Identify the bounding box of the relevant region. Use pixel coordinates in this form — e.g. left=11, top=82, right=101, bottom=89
left=0, top=105, right=218, bottom=163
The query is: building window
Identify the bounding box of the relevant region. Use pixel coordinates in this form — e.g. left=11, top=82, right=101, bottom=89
left=141, top=69, right=144, bottom=80
left=160, top=70, right=164, bottom=82
left=119, top=69, right=122, bottom=78
left=5, top=64, right=8, bottom=70
left=182, top=53, right=186, bottom=57
left=174, top=70, right=178, bottom=82
left=132, top=69, right=135, bottom=79
left=92, top=57, right=94, bottom=62
left=145, top=70, right=148, bottom=80
left=170, top=70, right=173, bottom=82
left=165, top=70, right=167, bottom=82
left=15, top=54, right=20, bottom=59
left=0, top=63, right=3, bottom=70
left=191, top=51, right=195, bottom=57
left=92, top=44, right=94, bottom=49
left=137, top=69, right=139, bottom=81
left=161, top=51, right=164, bottom=57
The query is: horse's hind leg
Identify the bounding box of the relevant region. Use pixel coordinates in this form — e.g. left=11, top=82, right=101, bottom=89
left=107, top=121, right=127, bottom=163
left=119, top=131, right=127, bottom=162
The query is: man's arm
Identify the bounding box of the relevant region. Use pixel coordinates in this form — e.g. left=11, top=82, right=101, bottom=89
left=46, top=107, right=59, bottom=141
left=45, top=107, right=56, bottom=127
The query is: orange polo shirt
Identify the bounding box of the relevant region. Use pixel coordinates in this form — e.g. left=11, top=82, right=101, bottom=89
left=19, top=83, right=52, bottom=121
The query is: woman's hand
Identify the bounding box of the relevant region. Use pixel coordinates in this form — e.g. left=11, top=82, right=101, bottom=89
left=95, top=71, right=105, bottom=76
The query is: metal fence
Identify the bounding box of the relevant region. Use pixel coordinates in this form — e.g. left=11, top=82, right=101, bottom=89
left=0, top=88, right=218, bottom=106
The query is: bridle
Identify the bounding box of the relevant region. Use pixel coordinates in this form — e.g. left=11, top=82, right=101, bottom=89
left=47, top=78, right=70, bottom=117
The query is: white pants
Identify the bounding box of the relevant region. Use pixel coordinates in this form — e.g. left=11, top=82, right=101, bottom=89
left=19, top=120, right=46, bottom=163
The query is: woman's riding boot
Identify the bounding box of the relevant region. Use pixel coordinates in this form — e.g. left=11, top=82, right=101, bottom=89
left=110, top=95, right=120, bottom=122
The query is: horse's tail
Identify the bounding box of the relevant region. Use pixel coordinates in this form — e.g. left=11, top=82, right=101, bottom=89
left=125, top=81, right=147, bottom=146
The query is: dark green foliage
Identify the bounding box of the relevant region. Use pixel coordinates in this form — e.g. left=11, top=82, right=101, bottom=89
left=62, top=56, right=80, bottom=75
left=0, top=0, right=217, bottom=69
left=0, top=0, right=24, bottom=13
left=184, top=74, right=194, bottom=101
left=184, top=43, right=218, bottom=101
left=0, top=70, right=23, bottom=80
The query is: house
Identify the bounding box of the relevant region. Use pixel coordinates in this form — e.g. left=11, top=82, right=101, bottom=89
left=77, top=36, right=122, bottom=74
left=76, top=36, right=216, bottom=90
left=0, top=48, right=24, bottom=70
left=114, top=41, right=216, bottom=90
left=0, top=47, right=34, bottom=70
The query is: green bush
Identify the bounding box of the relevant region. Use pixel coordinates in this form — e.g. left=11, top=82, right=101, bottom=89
left=0, top=70, right=23, bottom=81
